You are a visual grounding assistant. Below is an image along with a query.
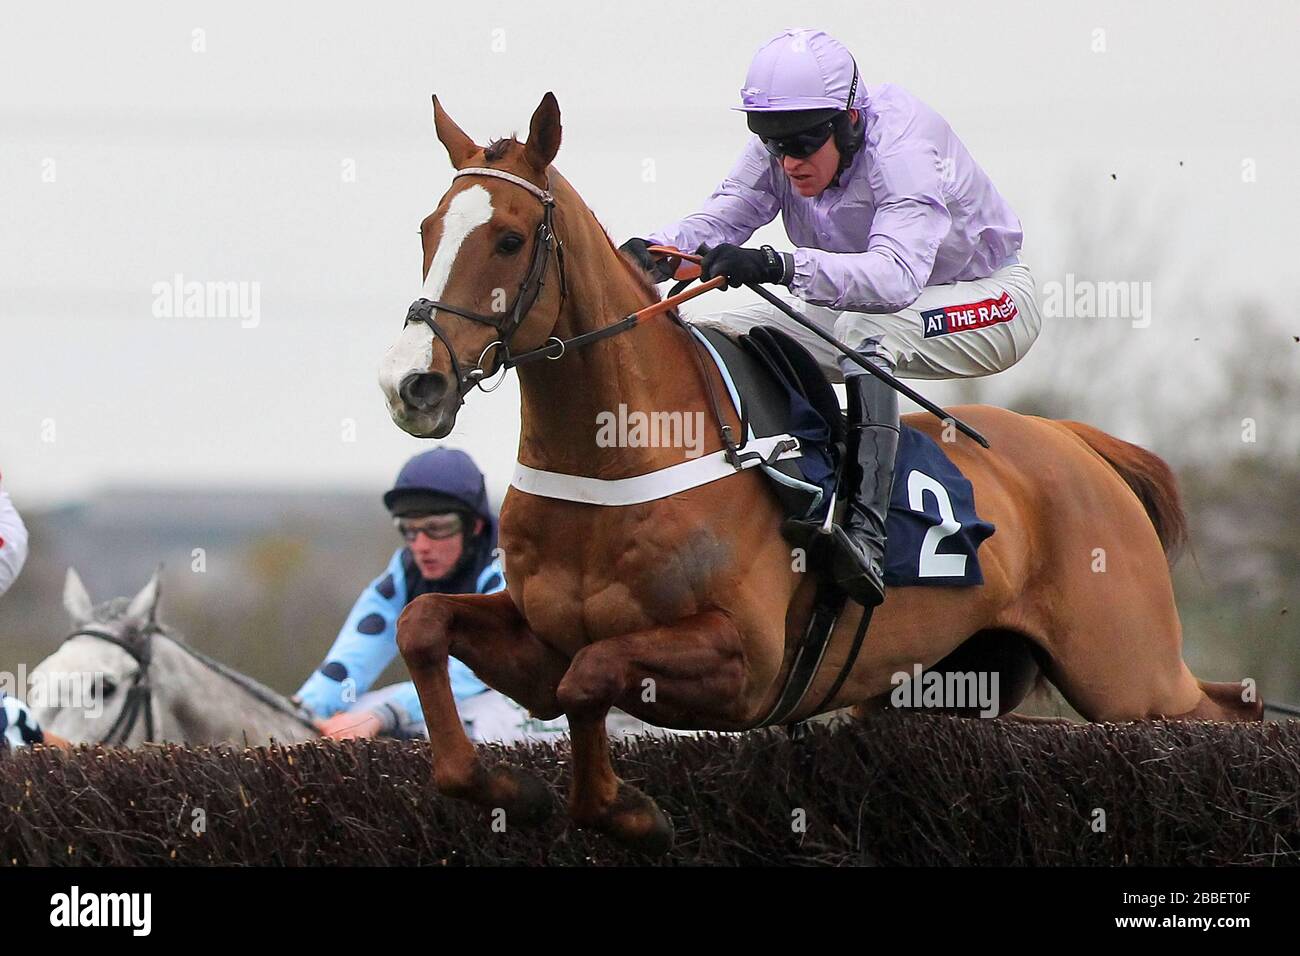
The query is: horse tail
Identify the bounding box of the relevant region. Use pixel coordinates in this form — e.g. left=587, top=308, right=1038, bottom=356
left=1059, top=421, right=1188, bottom=562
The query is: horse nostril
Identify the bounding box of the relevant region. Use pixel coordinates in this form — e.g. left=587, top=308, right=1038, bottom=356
left=399, top=372, right=449, bottom=410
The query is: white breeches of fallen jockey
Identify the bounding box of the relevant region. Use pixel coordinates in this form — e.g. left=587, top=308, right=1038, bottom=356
left=356, top=684, right=693, bottom=745
left=687, top=261, right=1041, bottom=380
left=453, top=694, right=701, bottom=744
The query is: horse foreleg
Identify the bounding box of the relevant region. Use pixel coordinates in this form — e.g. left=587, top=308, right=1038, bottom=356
left=556, top=610, right=749, bottom=855
left=396, top=590, right=570, bottom=827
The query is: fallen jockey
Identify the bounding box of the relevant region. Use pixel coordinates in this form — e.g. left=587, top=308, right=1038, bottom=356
left=294, top=448, right=567, bottom=743
left=622, top=27, right=1041, bottom=608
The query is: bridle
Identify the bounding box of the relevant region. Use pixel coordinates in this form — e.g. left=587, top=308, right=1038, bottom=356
left=404, top=167, right=706, bottom=404
left=61, top=625, right=319, bottom=746
left=403, top=167, right=749, bottom=411
left=404, top=166, right=573, bottom=403
left=63, top=626, right=155, bottom=746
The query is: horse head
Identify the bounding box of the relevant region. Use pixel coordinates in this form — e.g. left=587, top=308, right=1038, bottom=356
left=380, top=92, right=570, bottom=439
left=30, top=567, right=320, bottom=747
left=28, top=567, right=164, bottom=747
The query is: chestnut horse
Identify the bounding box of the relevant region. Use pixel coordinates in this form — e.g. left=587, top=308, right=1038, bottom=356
left=378, top=93, right=1259, bottom=854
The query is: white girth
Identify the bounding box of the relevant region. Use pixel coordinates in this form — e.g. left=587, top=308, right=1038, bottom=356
left=510, top=433, right=802, bottom=507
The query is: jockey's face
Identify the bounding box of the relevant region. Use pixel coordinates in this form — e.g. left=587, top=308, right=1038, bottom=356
left=779, top=108, right=857, bottom=197
left=404, top=515, right=486, bottom=580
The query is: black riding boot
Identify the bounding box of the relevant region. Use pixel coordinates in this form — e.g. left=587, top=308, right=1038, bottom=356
left=825, top=372, right=900, bottom=607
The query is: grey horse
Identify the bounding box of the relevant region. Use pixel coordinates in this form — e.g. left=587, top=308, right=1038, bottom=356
left=28, top=568, right=319, bottom=747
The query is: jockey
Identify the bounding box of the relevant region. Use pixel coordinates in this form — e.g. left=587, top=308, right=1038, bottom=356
left=1, top=694, right=46, bottom=752
left=0, top=470, right=66, bottom=752
left=294, top=448, right=548, bottom=741
left=0, top=471, right=29, bottom=601
left=621, top=27, right=1040, bottom=608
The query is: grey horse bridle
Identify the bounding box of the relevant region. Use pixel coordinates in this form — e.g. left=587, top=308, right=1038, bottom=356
left=63, top=627, right=156, bottom=746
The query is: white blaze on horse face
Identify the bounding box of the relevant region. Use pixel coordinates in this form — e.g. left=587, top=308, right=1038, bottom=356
left=378, top=185, right=496, bottom=411
left=420, top=185, right=495, bottom=302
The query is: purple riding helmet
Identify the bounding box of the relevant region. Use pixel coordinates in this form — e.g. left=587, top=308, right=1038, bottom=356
left=735, top=28, right=868, bottom=186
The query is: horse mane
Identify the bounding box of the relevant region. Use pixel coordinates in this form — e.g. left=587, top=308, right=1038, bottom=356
left=75, top=608, right=308, bottom=727
left=597, top=221, right=664, bottom=306
left=482, top=136, right=666, bottom=307
left=86, top=598, right=185, bottom=647
left=484, top=136, right=516, bottom=162
left=154, top=631, right=316, bottom=729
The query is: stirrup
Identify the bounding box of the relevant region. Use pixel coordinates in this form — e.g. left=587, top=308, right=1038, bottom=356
left=780, top=515, right=833, bottom=552
left=826, top=525, right=887, bottom=607
left=780, top=519, right=886, bottom=607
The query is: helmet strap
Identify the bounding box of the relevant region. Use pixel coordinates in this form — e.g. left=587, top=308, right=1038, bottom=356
left=828, top=110, right=865, bottom=189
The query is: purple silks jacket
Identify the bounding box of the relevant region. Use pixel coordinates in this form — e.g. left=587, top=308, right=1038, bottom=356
left=647, top=83, right=1024, bottom=314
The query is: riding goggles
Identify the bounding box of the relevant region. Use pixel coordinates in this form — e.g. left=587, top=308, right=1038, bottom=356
left=760, top=120, right=836, bottom=160
left=395, top=513, right=464, bottom=542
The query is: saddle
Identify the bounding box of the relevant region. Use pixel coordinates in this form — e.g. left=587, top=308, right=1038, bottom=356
left=693, top=324, right=843, bottom=523
left=691, top=323, right=996, bottom=589
left=688, top=322, right=996, bottom=727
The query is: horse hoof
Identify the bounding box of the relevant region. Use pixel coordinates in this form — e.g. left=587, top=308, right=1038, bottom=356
left=485, top=766, right=557, bottom=829
left=595, top=783, right=675, bottom=857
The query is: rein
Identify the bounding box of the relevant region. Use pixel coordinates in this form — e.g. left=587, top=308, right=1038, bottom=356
left=63, top=627, right=318, bottom=746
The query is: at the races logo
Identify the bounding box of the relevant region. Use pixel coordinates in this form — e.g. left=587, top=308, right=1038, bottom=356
left=920, top=291, right=1019, bottom=338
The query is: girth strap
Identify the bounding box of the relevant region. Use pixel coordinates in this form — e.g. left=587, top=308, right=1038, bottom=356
left=758, top=591, right=875, bottom=728
left=511, top=434, right=802, bottom=507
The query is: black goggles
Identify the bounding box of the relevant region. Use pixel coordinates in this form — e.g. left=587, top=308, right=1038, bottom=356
left=760, top=120, right=837, bottom=160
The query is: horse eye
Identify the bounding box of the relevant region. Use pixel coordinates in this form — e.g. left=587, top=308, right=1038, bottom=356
left=496, top=234, right=525, bottom=255
left=101, top=679, right=117, bottom=696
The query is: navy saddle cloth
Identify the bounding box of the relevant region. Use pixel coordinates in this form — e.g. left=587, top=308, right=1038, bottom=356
left=692, top=324, right=995, bottom=588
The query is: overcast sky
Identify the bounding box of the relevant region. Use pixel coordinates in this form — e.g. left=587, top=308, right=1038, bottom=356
left=2, top=0, right=1297, bottom=507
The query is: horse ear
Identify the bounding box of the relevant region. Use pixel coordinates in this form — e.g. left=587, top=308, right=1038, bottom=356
left=523, top=91, right=561, bottom=174
left=125, top=565, right=163, bottom=629
left=433, top=94, right=481, bottom=169
left=63, top=568, right=94, bottom=625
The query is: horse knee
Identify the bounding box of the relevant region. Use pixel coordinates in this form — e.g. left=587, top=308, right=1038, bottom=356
left=396, top=594, right=453, bottom=665
left=556, top=646, right=628, bottom=715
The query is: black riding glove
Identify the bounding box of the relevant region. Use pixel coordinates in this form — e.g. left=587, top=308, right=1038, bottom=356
left=619, top=237, right=675, bottom=282
left=698, top=243, right=793, bottom=289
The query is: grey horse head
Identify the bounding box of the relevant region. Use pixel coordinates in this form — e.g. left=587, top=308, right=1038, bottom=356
left=28, top=568, right=318, bottom=747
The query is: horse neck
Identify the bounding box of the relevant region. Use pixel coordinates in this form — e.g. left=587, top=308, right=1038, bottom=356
left=152, top=636, right=315, bottom=745
left=516, top=179, right=716, bottom=477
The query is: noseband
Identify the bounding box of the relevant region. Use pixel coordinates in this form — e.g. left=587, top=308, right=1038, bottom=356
left=63, top=627, right=155, bottom=746
left=404, top=166, right=570, bottom=403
